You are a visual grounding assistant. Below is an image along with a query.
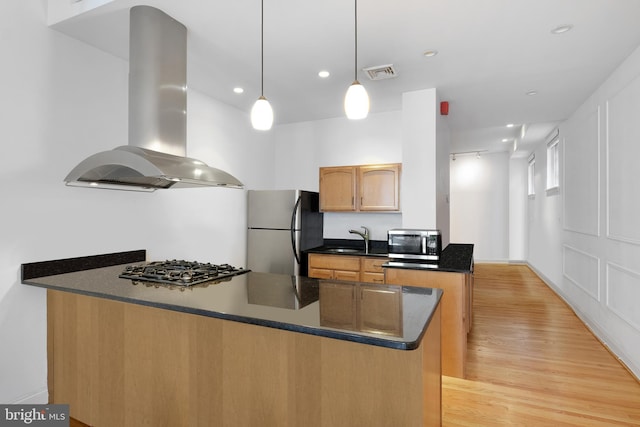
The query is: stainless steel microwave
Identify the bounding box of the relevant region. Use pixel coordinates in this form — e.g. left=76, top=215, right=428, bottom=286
left=387, top=229, right=442, bottom=261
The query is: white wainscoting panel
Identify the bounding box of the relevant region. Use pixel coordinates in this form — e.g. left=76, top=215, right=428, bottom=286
left=563, top=107, right=600, bottom=236
left=606, top=262, right=640, bottom=331
left=606, top=74, right=640, bottom=245
left=563, top=245, right=600, bottom=301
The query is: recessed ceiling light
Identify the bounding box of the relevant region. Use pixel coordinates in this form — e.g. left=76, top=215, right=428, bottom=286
left=233, top=87, right=244, bottom=94
left=526, top=90, right=538, bottom=96
left=318, top=70, right=330, bottom=78
left=551, top=25, right=573, bottom=34
left=506, top=123, right=515, bottom=128
left=502, top=138, right=509, bottom=142
left=423, top=50, right=438, bottom=57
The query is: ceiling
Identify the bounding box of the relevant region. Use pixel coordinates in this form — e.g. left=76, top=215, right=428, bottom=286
left=49, top=0, right=640, bottom=156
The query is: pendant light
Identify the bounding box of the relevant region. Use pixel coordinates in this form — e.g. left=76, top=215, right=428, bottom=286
left=251, top=0, right=274, bottom=130
left=344, top=0, right=369, bottom=120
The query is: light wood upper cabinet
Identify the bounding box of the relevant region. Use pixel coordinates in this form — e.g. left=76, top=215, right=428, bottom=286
left=319, top=163, right=401, bottom=212
left=319, top=167, right=357, bottom=211
left=358, top=164, right=401, bottom=211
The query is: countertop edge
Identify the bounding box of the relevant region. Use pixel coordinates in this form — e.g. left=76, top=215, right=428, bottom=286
left=28, top=278, right=439, bottom=351
left=21, top=254, right=443, bottom=351
left=307, top=243, right=475, bottom=273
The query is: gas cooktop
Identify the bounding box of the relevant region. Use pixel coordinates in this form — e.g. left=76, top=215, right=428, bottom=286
left=119, top=260, right=249, bottom=288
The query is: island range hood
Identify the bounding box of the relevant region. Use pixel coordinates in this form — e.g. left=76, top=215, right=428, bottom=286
left=64, top=6, right=243, bottom=191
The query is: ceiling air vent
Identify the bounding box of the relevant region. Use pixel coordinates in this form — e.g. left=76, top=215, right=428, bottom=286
left=363, top=64, right=398, bottom=81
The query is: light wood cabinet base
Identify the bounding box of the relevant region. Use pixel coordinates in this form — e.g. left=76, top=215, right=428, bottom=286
left=48, top=290, right=441, bottom=426
left=385, top=268, right=470, bottom=379
left=308, top=254, right=390, bottom=284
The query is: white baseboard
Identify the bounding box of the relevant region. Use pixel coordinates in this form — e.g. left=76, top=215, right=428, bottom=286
left=526, top=262, right=640, bottom=381
left=473, top=259, right=510, bottom=264
left=12, top=387, right=48, bottom=404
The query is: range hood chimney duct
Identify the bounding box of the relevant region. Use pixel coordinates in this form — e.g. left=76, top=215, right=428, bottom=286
left=64, top=6, right=243, bottom=191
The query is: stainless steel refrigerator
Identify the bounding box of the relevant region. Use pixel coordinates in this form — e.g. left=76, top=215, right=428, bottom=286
left=247, top=190, right=324, bottom=276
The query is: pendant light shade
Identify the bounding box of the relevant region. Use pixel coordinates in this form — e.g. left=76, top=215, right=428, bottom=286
left=252, top=0, right=273, bottom=131
left=344, top=0, right=369, bottom=120
left=344, top=80, right=369, bottom=120
left=251, top=95, right=274, bottom=130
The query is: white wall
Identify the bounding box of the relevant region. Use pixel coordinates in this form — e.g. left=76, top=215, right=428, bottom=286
left=274, top=112, right=403, bottom=241
left=0, top=1, right=270, bottom=404
left=436, top=100, right=451, bottom=247
left=450, top=152, right=510, bottom=262
left=528, top=44, right=640, bottom=378
left=273, top=95, right=450, bottom=243
left=508, top=156, right=528, bottom=260
left=401, top=89, right=438, bottom=230
left=398, top=89, right=452, bottom=242
left=1, top=2, right=449, bottom=403
left=526, top=147, right=563, bottom=284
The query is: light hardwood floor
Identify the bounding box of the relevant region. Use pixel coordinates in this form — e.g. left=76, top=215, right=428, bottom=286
left=442, top=263, right=640, bottom=426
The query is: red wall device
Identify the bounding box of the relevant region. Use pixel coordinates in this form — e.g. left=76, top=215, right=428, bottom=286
left=440, top=101, right=449, bottom=115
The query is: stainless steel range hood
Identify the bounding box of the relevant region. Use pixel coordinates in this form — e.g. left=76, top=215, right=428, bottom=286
left=64, top=6, right=243, bottom=191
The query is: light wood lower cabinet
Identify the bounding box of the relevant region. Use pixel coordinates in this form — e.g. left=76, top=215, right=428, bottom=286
left=385, top=267, right=473, bottom=379
left=308, top=254, right=360, bottom=281
left=47, top=289, right=441, bottom=426
left=308, top=253, right=389, bottom=284
left=361, top=257, right=387, bottom=284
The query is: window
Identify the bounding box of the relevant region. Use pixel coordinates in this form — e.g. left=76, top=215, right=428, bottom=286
left=527, top=155, right=535, bottom=197
left=546, top=137, right=560, bottom=191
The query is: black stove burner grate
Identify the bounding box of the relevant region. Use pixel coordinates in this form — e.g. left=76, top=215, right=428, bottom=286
left=119, top=260, right=249, bottom=287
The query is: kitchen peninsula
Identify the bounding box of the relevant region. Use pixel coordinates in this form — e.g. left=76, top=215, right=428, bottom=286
left=21, top=250, right=442, bottom=427
left=308, top=243, right=474, bottom=378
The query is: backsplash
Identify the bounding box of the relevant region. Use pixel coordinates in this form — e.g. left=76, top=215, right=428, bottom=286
left=322, top=212, right=402, bottom=241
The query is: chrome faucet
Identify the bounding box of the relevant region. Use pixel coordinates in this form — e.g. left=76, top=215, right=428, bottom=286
left=349, top=226, right=370, bottom=254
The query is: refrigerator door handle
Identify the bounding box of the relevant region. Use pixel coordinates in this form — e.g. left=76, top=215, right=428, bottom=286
left=291, top=195, right=302, bottom=265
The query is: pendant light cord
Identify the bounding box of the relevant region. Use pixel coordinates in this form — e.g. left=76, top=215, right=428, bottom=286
left=354, top=0, right=358, bottom=81
left=260, top=0, right=265, bottom=96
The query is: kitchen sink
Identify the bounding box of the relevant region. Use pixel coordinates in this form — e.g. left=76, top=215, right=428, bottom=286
left=324, top=248, right=361, bottom=254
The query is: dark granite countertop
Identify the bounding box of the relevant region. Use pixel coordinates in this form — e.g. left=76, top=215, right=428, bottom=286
left=437, top=244, right=474, bottom=272
left=384, top=243, right=474, bottom=273
left=308, top=241, right=474, bottom=273
left=21, top=251, right=442, bottom=351
left=306, top=239, right=389, bottom=257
